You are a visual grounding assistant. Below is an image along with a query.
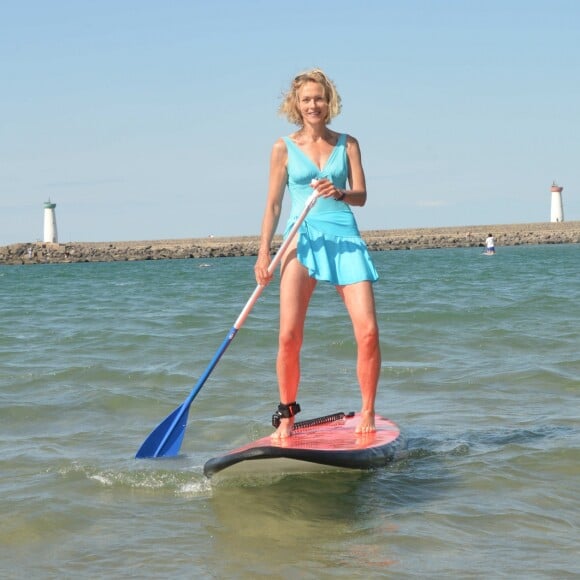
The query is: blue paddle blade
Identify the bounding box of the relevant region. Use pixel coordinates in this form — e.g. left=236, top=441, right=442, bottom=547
left=135, top=404, right=190, bottom=459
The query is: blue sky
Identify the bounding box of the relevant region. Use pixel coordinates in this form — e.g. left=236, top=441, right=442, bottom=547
left=1, top=0, right=578, bottom=245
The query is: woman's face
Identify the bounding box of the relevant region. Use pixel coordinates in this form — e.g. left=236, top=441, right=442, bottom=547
left=297, top=81, right=328, bottom=125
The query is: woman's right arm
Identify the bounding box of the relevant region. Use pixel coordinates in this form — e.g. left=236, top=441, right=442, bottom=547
left=254, top=139, right=288, bottom=285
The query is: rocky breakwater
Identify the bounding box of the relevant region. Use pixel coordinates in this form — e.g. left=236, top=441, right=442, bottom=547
left=1, top=221, right=579, bottom=266
left=362, top=221, right=580, bottom=252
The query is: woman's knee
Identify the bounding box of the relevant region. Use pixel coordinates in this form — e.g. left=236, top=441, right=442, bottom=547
left=355, top=322, right=380, bottom=350
left=279, top=327, right=303, bottom=352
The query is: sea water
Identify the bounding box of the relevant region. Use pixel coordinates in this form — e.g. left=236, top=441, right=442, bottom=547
left=0, top=244, right=578, bottom=578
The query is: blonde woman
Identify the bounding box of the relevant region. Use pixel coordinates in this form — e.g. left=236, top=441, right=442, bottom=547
left=254, top=69, right=380, bottom=438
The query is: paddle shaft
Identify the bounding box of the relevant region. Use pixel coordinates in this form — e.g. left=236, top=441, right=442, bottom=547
left=137, top=192, right=318, bottom=458
left=176, top=191, right=318, bottom=407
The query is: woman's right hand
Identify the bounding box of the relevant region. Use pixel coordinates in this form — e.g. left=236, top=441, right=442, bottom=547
left=254, top=251, right=273, bottom=286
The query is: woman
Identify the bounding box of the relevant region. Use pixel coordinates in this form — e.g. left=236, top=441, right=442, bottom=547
left=254, top=69, right=381, bottom=439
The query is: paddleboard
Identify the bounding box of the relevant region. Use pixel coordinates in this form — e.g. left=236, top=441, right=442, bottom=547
left=203, top=411, right=405, bottom=478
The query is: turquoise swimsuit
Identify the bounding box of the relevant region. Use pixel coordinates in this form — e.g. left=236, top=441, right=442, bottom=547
left=283, top=133, right=379, bottom=285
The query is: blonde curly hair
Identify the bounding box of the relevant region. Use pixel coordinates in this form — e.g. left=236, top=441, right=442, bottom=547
left=278, top=68, right=342, bottom=126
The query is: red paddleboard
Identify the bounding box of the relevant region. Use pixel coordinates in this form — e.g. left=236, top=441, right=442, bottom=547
left=203, top=412, right=405, bottom=478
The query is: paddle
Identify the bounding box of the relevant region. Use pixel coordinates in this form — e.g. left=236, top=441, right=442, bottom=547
left=136, top=191, right=319, bottom=458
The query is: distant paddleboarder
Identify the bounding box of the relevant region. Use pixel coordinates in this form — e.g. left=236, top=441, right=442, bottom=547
left=485, top=233, right=496, bottom=255
left=254, top=69, right=380, bottom=439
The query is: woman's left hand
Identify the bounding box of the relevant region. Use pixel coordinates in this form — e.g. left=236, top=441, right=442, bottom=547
left=312, top=178, right=343, bottom=200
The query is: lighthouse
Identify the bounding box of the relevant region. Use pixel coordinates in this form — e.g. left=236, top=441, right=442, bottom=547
left=43, top=200, right=58, bottom=243
left=550, top=182, right=564, bottom=223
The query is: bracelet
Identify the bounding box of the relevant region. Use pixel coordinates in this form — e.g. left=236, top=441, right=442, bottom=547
left=336, top=190, right=346, bottom=201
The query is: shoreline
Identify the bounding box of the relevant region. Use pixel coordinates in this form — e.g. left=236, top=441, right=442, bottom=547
left=1, top=221, right=579, bottom=265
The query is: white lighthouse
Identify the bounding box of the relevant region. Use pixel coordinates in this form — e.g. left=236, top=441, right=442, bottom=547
left=43, top=200, right=58, bottom=243
left=550, top=182, right=564, bottom=223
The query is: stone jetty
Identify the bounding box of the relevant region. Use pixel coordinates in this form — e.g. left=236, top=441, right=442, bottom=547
left=1, top=221, right=579, bottom=266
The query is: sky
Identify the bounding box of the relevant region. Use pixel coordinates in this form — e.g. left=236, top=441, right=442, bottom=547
left=1, top=0, right=579, bottom=245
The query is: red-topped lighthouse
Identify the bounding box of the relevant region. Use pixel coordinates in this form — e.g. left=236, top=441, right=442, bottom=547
left=550, top=182, right=564, bottom=223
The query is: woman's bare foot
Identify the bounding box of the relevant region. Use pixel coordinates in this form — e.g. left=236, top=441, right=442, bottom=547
left=271, top=417, right=295, bottom=439
left=355, top=410, right=376, bottom=434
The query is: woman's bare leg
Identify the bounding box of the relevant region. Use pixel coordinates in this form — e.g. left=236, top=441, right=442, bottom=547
left=339, top=281, right=381, bottom=433
left=272, top=247, right=316, bottom=439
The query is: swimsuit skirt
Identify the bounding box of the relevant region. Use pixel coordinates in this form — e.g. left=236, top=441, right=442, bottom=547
left=283, top=134, right=378, bottom=286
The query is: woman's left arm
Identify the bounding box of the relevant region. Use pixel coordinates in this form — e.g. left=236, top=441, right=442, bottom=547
left=344, top=135, right=368, bottom=207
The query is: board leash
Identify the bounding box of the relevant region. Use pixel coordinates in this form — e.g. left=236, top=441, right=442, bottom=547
left=293, top=411, right=355, bottom=431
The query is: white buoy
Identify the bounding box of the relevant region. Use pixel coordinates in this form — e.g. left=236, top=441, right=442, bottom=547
left=43, top=200, right=58, bottom=243
left=550, top=182, right=564, bottom=223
